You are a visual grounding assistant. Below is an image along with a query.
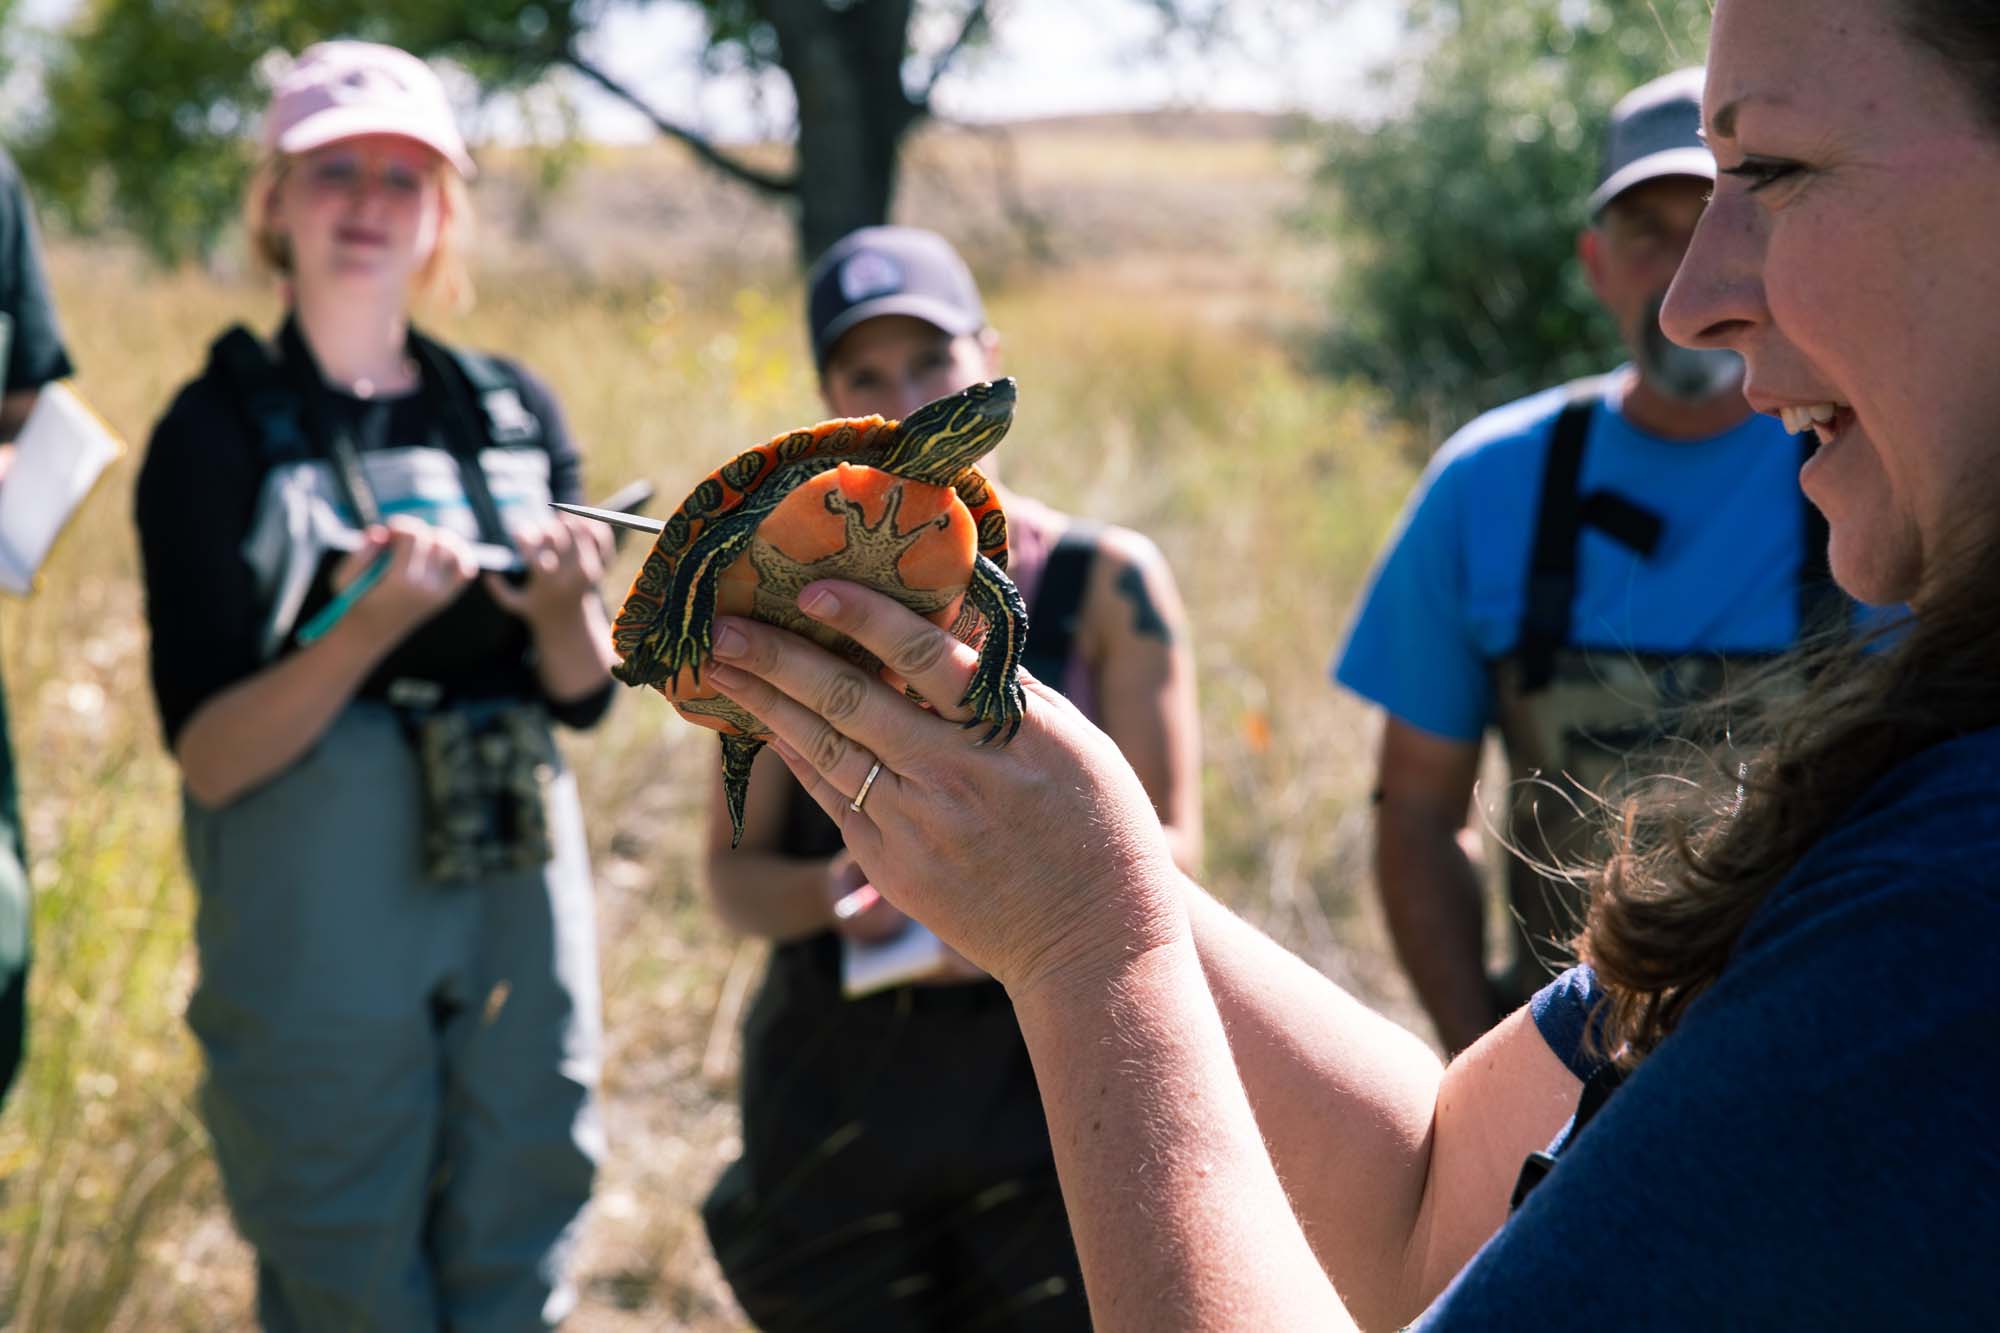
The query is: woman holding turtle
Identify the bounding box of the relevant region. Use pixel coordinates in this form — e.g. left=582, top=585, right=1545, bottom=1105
left=699, top=3, right=2000, bottom=1326
left=698, top=226, right=1202, bottom=1332
left=134, top=41, right=612, bottom=1330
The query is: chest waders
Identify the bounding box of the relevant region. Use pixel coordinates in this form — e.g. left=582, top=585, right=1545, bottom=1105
left=184, top=326, right=604, bottom=1330
left=1488, top=381, right=1841, bottom=1009
left=701, top=524, right=1103, bottom=1333
left=212, top=323, right=564, bottom=882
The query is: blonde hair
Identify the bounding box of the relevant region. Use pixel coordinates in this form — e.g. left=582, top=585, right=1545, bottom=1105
left=243, top=148, right=475, bottom=311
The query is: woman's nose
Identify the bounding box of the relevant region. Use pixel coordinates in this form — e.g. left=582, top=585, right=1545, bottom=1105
left=1662, top=191, right=1766, bottom=352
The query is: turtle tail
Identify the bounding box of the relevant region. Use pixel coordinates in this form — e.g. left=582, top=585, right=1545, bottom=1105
left=959, top=553, right=1029, bottom=746
left=719, top=733, right=765, bottom=848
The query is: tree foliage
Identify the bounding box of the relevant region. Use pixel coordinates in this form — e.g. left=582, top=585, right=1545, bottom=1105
left=16, top=0, right=997, bottom=264
left=1314, top=0, right=1714, bottom=434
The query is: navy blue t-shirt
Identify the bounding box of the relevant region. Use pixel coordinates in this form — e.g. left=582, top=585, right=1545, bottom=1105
left=1416, top=726, right=2000, bottom=1329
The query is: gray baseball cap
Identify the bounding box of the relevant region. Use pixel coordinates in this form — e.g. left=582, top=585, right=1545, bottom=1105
left=1589, top=67, right=1715, bottom=216
left=807, top=226, right=987, bottom=370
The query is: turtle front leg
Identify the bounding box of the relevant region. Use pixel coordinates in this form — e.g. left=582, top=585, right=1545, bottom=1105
left=613, top=515, right=760, bottom=691
left=719, top=733, right=766, bottom=848
left=960, top=553, right=1029, bottom=746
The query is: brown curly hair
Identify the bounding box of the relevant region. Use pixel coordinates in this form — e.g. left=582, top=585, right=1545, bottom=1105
left=1578, top=0, right=2000, bottom=1065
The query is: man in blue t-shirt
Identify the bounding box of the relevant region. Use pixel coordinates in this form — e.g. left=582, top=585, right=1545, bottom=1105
left=1333, top=69, right=1838, bottom=1054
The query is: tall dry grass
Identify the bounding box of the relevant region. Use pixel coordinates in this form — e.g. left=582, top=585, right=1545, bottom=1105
left=0, top=121, right=1430, bottom=1329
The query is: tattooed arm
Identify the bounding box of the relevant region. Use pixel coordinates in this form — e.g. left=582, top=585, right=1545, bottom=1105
left=1080, top=525, right=1204, bottom=874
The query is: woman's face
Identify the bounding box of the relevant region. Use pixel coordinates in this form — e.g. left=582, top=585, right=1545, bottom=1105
left=1662, top=0, right=2000, bottom=605
left=270, top=134, right=447, bottom=304
left=821, top=315, right=999, bottom=423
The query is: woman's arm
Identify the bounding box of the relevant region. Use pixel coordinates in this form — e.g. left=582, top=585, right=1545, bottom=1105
left=703, top=746, right=855, bottom=941
left=1184, top=885, right=1580, bottom=1327
left=176, top=519, right=477, bottom=806
left=703, top=581, right=1582, bottom=1329
left=486, top=513, right=618, bottom=707
left=1082, top=528, right=1204, bottom=874
left=1014, top=930, right=1358, bottom=1332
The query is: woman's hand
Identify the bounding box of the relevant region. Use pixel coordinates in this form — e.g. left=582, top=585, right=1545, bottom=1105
left=334, top=514, right=477, bottom=646
left=488, top=511, right=618, bottom=703
left=705, top=579, right=1187, bottom=1002
left=485, top=512, right=611, bottom=635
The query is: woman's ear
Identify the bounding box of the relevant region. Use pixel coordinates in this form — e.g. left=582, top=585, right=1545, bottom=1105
left=978, top=327, right=1003, bottom=377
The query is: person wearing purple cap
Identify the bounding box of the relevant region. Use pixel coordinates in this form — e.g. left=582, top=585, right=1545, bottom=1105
left=697, top=225, right=1203, bottom=1331
left=1331, top=67, right=1853, bottom=1055
left=133, top=40, right=611, bottom=1330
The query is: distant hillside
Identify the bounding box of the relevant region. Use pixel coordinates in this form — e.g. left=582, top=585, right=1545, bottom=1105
left=471, top=108, right=1324, bottom=325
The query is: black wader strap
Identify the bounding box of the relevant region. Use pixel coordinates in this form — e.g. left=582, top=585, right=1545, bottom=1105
left=208, top=325, right=313, bottom=466
left=1518, top=384, right=1600, bottom=693
left=1020, top=522, right=1103, bottom=686
left=1510, top=1061, right=1627, bottom=1211
left=274, top=320, right=385, bottom=529
left=408, top=334, right=519, bottom=552
left=1517, top=378, right=1669, bottom=694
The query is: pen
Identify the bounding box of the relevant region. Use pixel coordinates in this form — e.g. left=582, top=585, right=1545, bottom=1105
left=832, top=885, right=880, bottom=921
left=295, top=552, right=391, bottom=646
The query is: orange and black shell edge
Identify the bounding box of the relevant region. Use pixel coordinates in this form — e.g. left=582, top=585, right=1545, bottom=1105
left=608, top=413, right=1009, bottom=681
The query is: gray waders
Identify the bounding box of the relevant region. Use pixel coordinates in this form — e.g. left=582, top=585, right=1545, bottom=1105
left=184, top=705, right=603, bottom=1331
left=1488, top=381, right=1842, bottom=1011
left=183, top=325, right=604, bottom=1330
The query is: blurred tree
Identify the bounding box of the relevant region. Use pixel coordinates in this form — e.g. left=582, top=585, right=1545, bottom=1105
left=16, top=0, right=1233, bottom=265
left=1313, top=0, right=1713, bottom=435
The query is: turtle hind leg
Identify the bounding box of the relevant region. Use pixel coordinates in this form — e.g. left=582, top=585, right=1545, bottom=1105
left=959, top=553, right=1029, bottom=746
left=719, top=733, right=766, bottom=848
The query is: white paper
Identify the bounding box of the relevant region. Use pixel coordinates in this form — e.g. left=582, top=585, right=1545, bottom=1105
left=840, top=920, right=958, bottom=999
left=0, top=382, right=124, bottom=595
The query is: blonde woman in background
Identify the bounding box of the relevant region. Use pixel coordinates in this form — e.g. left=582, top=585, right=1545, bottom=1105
left=135, top=41, right=613, bottom=1330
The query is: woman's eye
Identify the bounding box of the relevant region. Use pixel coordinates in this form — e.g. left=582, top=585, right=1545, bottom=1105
left=310, top=160, right=361, bottom=189
left=1718, top=158, right=1802, bottom=193
left=382, top=167, right=424, bottom=196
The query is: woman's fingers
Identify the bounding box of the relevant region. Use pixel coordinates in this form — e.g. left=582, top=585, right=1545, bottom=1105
left=707, top=657, right=891, bottom=806
left=710, top=613, right=963, bottom=774
left=795, top=581, right=983, bottom=723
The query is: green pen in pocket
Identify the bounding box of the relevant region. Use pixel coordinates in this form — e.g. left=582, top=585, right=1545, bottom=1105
left=295, top=551, right=392, bottom=646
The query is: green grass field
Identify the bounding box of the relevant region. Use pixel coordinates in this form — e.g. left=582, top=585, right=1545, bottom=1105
left=0, top=117, right=1436, bottom=1329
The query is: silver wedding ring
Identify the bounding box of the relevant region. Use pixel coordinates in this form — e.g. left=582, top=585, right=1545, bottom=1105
left=850, top=760, right=885, bottom=812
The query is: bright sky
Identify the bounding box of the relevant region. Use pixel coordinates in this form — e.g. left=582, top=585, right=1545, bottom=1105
left=11, top=0, right=1404, bottom=144
left=527, top=0, right=1403, bottom=144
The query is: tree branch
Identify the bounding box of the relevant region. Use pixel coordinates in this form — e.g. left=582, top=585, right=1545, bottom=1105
left=558, top=48, right=799, bottom=198
left=914, top=0, right=990, bottom=109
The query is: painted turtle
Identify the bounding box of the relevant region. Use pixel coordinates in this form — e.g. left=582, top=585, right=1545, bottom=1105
left=607, top=378, right=1028, bottom=844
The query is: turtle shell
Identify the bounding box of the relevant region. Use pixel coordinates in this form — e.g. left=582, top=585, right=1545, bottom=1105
left=611, top=414, right=1008, bottom=738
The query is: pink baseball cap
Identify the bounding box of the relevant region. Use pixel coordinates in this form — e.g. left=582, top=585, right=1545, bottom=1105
left=262, top=40, right=475, bottom=179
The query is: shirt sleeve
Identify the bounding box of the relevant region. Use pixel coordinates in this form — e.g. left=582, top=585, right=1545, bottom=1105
left=0, top=151, right=73, bottom=391
left=1528, top=965, right=1611, bottom=1082
left=1331, top=446, right=1491, bottom=741
left=134, top=379, right=266, bottom=748
left=1414, top=867, right=2000, bottom=1331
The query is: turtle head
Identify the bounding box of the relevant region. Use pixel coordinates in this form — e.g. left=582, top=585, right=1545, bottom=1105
left=882, top=378, right=1017, bottom=484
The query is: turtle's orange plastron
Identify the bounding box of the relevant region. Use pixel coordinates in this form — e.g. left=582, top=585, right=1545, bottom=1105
left=603, top=378, right=1027, bottom=846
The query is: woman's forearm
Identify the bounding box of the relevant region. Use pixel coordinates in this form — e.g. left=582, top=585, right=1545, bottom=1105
left=1184, top=883, right=1580, bottom=1328
left=529, top=597, right=617, bottom=704
left=174, top=614, right=395, bottom=807
left=1010, top=933, right=1357, bottom=1332
left=704, top=849, right=841, bottom=941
